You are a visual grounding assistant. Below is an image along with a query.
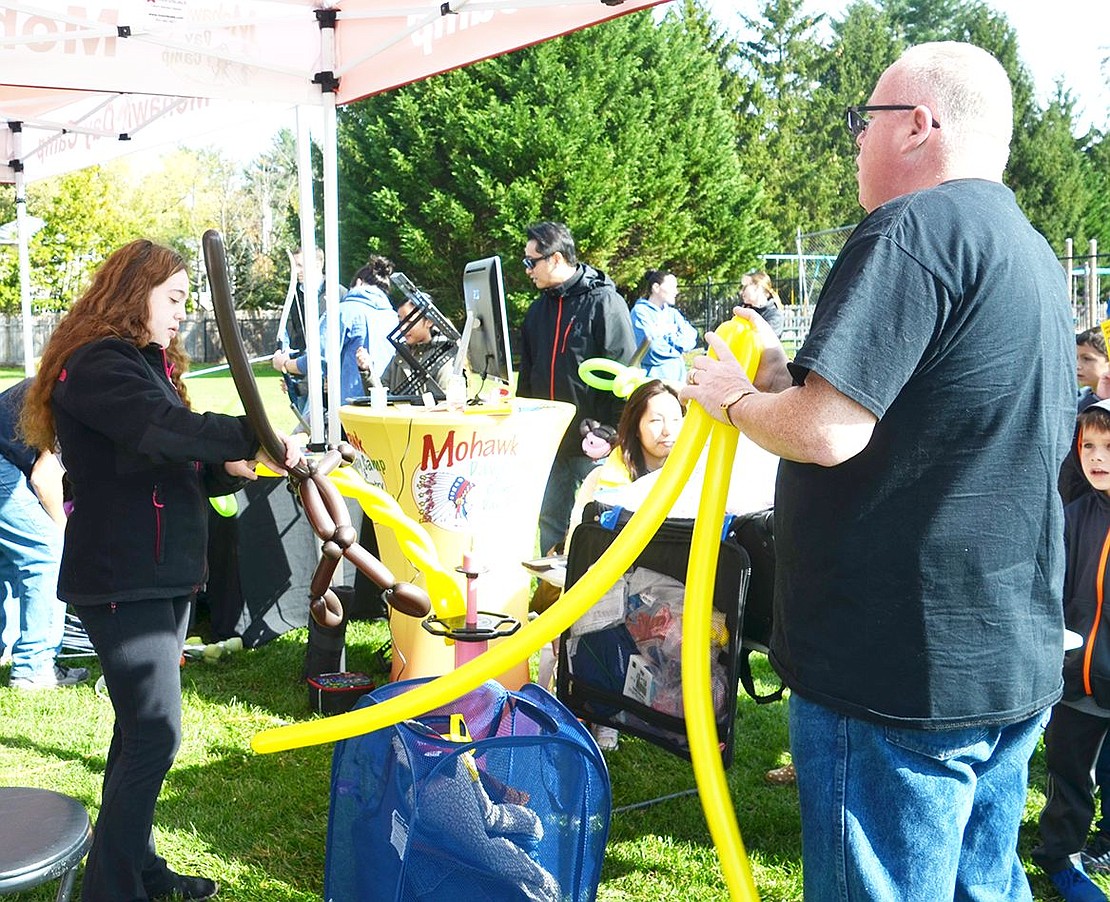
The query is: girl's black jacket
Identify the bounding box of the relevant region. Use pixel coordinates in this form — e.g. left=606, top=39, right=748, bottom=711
left=52, top=338, right=258, bottom=605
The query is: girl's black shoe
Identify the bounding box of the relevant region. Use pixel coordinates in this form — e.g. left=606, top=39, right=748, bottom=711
left=146, top=872, right=219, bottom=901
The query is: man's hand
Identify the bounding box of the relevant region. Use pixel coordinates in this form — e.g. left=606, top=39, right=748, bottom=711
left=729, top=307, right=792, bottom=392
left=678, top=332, right=754, bottom=425
left=272, top=349, right=296, bottom=376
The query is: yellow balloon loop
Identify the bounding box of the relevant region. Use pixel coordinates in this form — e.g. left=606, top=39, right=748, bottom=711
left=250, top=316, right=764, bottom=901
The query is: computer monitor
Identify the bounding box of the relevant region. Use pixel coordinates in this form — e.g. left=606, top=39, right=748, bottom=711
left=460, top=256, right=513, bottom=390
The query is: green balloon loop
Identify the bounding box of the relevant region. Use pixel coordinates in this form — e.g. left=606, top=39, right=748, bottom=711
left=209, top=494, right=239, bottom=518
left=577, top=357, right=649, bottom=399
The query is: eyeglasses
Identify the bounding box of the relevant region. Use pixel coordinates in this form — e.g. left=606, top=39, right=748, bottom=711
left=522, top=253, right=552, bottom=271
left=845, top=104, right=941, bottom=139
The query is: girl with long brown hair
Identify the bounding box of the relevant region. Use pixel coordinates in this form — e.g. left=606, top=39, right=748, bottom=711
left=22, top=239, right=299, bottom=901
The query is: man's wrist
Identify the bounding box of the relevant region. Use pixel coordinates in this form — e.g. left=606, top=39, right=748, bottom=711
left=721, top=387, right=757, bottom=427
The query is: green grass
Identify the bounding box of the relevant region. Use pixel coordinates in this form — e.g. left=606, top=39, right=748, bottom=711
left=0, top=639, right=1081, bottom=902
left=0, top=368, right=1092, bottom=900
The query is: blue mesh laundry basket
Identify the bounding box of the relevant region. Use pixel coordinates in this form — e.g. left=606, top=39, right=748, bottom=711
left=326, top=678, right=611, bottom=902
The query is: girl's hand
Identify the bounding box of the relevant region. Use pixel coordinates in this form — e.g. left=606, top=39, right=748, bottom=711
left=224, top=459, right=258, bottom=480
left=257, top=432, right=307, bottom=474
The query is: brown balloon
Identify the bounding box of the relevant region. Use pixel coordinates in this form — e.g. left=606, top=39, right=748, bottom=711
left=202, top=229, right=434, bottom=627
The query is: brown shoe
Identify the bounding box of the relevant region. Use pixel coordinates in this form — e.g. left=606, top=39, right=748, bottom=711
left=764, top=762, right=796, bottom=785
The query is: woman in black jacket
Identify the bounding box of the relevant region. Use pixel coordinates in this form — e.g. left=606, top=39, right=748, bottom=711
left=21, top=239, right=300, bottom=901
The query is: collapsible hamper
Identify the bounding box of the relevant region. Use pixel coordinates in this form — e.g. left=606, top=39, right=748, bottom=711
left=326, top=678, right=611, bottom=902
left=557, top=503, right=779, bottom=765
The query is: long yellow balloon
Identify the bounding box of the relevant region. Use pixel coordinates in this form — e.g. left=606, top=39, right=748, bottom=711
left=682, top=323, right=761, bottom=900
left=250, top=318, right=763, bottom=902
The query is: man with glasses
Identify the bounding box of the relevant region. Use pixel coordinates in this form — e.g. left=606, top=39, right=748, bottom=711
left=518, top=221, right=636, bottom=555
left=682, top=42, right=1074, bottom=901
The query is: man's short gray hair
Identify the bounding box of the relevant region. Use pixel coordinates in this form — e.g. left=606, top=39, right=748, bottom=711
left=898, top=42, right=1012, bottom=167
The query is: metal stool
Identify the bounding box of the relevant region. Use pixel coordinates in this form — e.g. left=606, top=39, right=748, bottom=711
left=0, top=787, right=92, bottom=901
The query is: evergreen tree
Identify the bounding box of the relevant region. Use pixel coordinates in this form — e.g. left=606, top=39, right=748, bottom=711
left=336, top=5, right=771, bottom=322
left=813, top=1, right=904, bottom=228
left=733, top=0, right=832, bottom=246
left=1082, top=130, right=1110, bottom=249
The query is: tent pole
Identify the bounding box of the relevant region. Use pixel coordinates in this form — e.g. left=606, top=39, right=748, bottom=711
left=318, top=13, right=343, bottom=445
left=295, top=106, right=325, bottom=444
left=322, top=95, right=341, bottom=444
left=11, top=124, right=34, bottom=376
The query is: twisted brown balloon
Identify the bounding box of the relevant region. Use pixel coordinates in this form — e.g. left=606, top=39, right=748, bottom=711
left=201, top=229, right=431, bottom=627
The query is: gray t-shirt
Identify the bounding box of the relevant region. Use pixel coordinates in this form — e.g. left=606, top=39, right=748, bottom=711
left=770, top=179, right=1074, bottom=729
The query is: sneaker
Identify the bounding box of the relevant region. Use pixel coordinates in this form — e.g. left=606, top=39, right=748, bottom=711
left=765, top=762, right=797, bottom=786
left=1048, top=866, right=1109, bottom=902
left=146, top=872, right=219, bottom=901
left=591, top=724, right=619, bottom=751
left=9, top=663, right=90, bottom=690
left=1083, top=834, right=1110, bottom=875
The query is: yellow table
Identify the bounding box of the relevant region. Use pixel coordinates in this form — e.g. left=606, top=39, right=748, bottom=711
left=340, top=398, right=576, bottom=688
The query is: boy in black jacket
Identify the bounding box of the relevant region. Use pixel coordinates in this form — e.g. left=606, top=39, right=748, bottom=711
left=1035, top=399, right=1110, bottom=902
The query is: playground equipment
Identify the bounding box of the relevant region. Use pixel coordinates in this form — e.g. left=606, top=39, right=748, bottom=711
left=204, top=227, right=763, bottom=900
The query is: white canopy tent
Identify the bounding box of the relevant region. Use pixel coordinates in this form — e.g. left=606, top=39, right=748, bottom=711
left=0, top=0, right=668, bottom=439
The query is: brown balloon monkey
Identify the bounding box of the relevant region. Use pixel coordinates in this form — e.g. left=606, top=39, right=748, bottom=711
left=201, top=229, right=431, bottom=627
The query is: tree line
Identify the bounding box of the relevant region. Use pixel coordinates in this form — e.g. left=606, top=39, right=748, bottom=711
left=0, top=0, right=1105, bottom=327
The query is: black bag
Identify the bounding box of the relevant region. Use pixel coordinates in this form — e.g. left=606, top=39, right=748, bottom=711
left=556, top=503, right=782, bottom=766
left=730, top=507, right=782, bottom=704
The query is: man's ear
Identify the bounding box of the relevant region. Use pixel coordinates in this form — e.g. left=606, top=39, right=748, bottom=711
left=903, top=105, right=935, bottom=151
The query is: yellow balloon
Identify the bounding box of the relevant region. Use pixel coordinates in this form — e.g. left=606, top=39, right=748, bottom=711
left=250, top=317, right=764, bottom=902
left=326, top=467, right=464, bottom=619
left=682, top=317, right=762, bottom=901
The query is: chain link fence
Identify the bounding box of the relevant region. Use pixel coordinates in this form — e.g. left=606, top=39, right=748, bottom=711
left=676, top=224, right=858, bottom=351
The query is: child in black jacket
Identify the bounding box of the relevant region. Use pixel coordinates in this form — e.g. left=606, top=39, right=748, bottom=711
left=1035, top=399, right=1110, bottom=902
left=21, top=240, right=301, bottom=902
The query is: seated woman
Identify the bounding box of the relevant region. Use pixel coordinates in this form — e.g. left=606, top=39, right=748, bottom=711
left=534, top=381, right=683, bottom=748
left=568, top=379, right=684, bottom=540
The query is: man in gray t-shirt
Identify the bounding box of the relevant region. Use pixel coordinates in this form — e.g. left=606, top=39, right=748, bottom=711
left=681, top=42, right=1074, bottom=902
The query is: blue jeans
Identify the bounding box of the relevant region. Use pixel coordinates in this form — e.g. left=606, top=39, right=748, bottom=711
left=0, top=455, right=65, bottom=680
left=790, top=693, right=1045, bottom=902
left=537, top=454, right=598, bottom=555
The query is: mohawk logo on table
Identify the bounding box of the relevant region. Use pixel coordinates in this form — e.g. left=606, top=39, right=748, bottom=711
left=413, top=428, right=521, bottom=531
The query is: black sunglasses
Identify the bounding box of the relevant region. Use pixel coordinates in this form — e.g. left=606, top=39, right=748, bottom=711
left=522, top=253, right=552, bottom=271
left=845, top=104, right=941, bottom=139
